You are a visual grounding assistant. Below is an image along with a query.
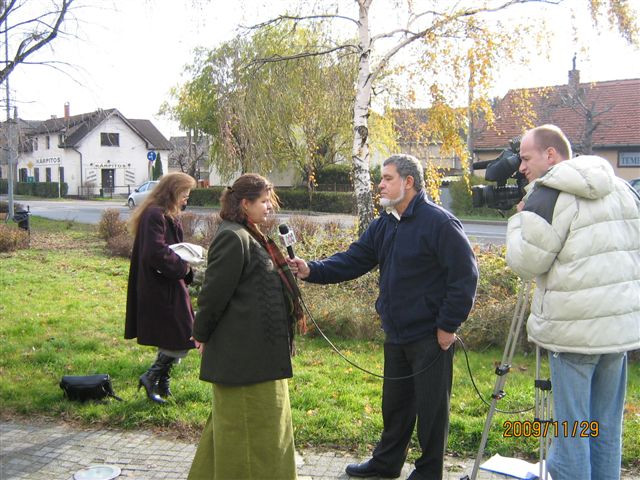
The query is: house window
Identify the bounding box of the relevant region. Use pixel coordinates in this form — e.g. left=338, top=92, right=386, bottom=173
left=34, top=168, right=40, bottom=182
left=19, top=168, right=28, bottom=182
left=46, top=168, right=52, bottom=182
left=618, top=151, right=640, bottom=168
left=58, top=134, right=64, bottom=146
left=33, top=137, right=38, bottom=151
left=45, top=135, right=50, bottom=149
left=101, top=132, right=120, bottom=147
left=59, top=167, right=65, bottom=183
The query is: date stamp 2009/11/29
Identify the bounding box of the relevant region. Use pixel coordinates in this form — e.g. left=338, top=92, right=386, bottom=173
left=503, top=420, right=599, bottom=438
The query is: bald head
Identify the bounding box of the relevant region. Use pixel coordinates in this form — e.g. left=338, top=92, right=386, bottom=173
left=518, top=125, right=572, bottom=182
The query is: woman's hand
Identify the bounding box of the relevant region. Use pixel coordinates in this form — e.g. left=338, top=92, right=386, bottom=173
left=191, top=337, right=205, bottom=355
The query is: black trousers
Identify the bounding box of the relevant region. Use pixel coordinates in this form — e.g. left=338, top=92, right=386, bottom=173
left=370, top=334, right=454, bottom=480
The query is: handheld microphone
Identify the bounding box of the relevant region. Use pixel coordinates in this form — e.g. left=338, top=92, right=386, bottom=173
left=278, top=224, right=297, bottom=259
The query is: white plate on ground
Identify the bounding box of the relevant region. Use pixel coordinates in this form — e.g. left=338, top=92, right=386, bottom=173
left=73, top=465, right=121, bottom=480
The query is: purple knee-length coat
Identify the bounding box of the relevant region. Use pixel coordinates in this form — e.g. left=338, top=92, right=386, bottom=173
left=125, top=205, right=195, bottom=350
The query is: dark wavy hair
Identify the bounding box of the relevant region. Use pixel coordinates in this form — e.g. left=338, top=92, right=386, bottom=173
left=220, top=173, right=280, bottom=223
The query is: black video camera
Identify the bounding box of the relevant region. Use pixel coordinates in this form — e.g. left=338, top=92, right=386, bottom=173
left=471, top=138, right=526, bottom=211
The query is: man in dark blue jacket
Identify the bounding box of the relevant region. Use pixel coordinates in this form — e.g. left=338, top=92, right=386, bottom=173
left=287, top=154, right=478, bottom=480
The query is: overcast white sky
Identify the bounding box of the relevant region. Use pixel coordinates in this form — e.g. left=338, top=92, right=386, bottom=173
left=6, top=0, right=640, bottom=139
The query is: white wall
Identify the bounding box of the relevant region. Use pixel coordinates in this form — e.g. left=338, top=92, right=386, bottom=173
left=208, top=163, right=299, bottom=187
left=16, top=114, right=170, bottom=195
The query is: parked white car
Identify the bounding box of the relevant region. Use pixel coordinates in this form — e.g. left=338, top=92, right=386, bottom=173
left=127, top=181, right=158, bottom=208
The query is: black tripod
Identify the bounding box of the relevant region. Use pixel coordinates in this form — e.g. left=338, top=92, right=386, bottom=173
left=461, top=279, right=552, bottom=480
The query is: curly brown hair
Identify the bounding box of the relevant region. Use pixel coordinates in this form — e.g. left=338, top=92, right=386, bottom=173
left=128, top=173, right=196, bottom=234
left=220, top=173, right=280, bottom=223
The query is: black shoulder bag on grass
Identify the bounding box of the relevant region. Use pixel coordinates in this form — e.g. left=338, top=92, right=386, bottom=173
left=60, top=374, right=122, bottom=402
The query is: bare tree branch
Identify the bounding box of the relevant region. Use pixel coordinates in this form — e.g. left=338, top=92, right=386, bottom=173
left=246, top=44, right=359, bottom=68
left=369, top=0, right=559, bottom=83
left=0, top=0, right=75, bottom=85
left=244, top=13, right=360, bottom=30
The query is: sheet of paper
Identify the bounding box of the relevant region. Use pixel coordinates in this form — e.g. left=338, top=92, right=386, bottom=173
left=479, top=454, right=551, bottom=479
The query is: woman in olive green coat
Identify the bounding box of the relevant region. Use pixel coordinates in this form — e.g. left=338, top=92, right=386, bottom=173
left=188, top=174, right=301, bottom=480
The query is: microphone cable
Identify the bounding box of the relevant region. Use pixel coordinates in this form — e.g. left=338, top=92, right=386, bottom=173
left=298, top=293, right=535, bottom=412
left=299, top=295, right=443, bottom=381
left=455, top=336, right=535, bottom=415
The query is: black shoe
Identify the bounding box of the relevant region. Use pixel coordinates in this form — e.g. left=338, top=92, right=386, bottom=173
left=345, top=460, right=399, bottom=478
left=138, top=372, right=166, bottom=404
left=155, top=354, right=176, bottom=398
left=138, top=352, right=176, bottom=404
left=406, top=470, right=427, bottom=480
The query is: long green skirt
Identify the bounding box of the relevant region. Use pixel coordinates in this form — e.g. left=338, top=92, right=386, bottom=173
left=188, top=379, right=297, bottom=480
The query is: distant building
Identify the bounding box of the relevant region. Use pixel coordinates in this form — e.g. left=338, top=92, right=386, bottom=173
left=1, top=104, right=173, bottom=196
left=392, top=108, right=464, bottom=175
left=473, top=70, right=640, bottom=181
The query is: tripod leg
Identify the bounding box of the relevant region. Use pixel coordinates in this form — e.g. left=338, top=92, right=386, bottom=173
left=462, top=280, right=532, bottom=480
left=535, top=346, right=552, bottom=480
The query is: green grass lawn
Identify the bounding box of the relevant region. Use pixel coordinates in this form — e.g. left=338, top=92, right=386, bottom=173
left=0, top=217, right=638, bottom=467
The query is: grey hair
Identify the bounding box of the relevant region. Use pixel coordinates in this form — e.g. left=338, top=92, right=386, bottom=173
left=383, top=154, right=424, bottom=192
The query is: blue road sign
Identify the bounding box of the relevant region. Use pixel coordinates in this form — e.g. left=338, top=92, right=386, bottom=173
left=147, top=151, right=157, bottom=162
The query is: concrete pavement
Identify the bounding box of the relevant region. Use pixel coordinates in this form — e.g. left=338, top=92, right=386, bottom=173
left=0, top=418, right=561, bottom=480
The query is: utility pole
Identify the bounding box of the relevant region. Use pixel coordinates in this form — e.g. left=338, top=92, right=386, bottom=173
left=4, top=1, right=16, bottom=219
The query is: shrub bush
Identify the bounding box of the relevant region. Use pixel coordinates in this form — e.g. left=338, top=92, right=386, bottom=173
left=458, top=245, right=529, bottom=351
left=199, top=213, right=222, bottom=248
left=181, top=212, right=224, bottom=249
left=0, top=201, right=24, bottom=213
left=180, top=212, right=201, bottom=241
left=98, top=209, right=127, bottom=240
left=0, top=223, right=29, bottom=252
left=288, top=215, right=320, bottom=245
left=106, top=233, right=133, bottom=258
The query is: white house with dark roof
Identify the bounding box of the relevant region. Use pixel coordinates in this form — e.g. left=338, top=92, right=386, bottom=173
left=6, top=105, right=172, bottom=196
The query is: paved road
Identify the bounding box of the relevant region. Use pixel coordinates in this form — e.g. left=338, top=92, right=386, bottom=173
left=3, top=198, right=506, bottom=244
left=3, top=418, right=591, bottom=480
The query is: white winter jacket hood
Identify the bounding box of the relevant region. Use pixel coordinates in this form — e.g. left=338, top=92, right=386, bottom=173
left=506, top=156, right=640, bottom=354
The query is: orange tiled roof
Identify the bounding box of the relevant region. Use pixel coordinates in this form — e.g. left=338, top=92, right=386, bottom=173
left=474, top=78, right=640, bottom=150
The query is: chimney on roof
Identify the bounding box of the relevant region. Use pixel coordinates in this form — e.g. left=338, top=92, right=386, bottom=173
left=568, top=54, right=580, bottom=92
left=64, top=102, right=70, bottom=119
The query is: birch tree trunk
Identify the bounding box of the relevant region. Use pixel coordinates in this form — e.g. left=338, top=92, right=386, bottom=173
left=352, top=0, right=375, bottom=233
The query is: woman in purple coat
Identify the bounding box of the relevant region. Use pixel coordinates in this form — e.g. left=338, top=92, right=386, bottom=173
left=125, top=172, right=197, bottom=404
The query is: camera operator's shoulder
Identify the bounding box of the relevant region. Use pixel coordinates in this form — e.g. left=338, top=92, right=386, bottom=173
left=524, top=186, right=561, bottom=224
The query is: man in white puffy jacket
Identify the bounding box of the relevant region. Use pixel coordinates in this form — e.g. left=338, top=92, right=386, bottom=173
left=506, top=124, right=640, bottom=480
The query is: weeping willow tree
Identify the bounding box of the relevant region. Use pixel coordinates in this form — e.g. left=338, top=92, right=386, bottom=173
left=161, top=22, right=396, bottom=187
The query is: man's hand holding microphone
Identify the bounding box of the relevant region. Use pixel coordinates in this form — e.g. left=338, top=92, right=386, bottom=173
left=279, top=224, right=310, bottom=279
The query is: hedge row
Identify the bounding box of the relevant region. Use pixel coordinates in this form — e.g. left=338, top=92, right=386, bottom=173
left=188, top=187, right=356, bottom=214
left=188, top=186, right=226, bottom=206
left=314, top=164, right=382, bottom=189
left=278, top=189, right=355, bottom=214
left=1, top=180, right=68, bottom=198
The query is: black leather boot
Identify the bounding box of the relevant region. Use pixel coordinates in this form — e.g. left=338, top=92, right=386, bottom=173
left=156, top=354, right=176, bottom=398
left=138, top=353, right=171, bottom=404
